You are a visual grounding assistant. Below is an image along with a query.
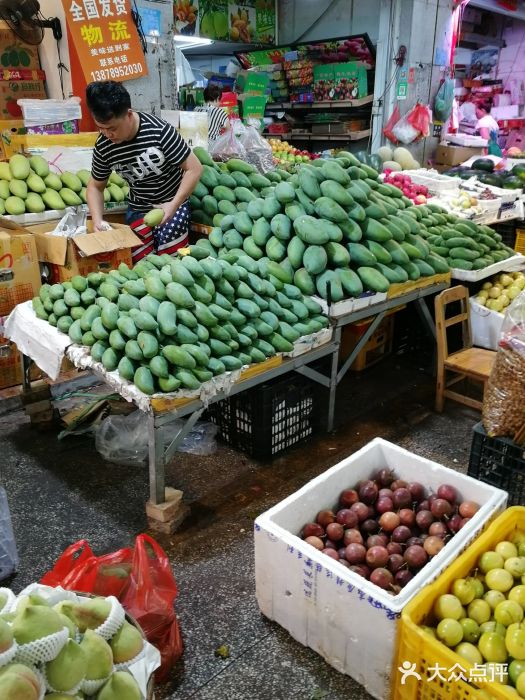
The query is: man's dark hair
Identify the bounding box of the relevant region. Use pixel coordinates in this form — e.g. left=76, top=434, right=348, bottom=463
left=203, top=84, right=222, bottom=103
left=86, top=81, right=131, bottom=122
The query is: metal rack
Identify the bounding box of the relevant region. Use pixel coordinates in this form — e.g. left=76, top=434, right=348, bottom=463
left=19, top=281, right=449, bottom=508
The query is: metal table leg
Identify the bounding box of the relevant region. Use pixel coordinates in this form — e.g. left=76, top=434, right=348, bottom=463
left=148, top=412, right=165, bottom=505
left=327, top=327, right=341, bottom=432
left=148, top=407, right=206, bottom=505
left=414, top=297, right=437, bottom=339
left=21, top=353, right=33, bottom=393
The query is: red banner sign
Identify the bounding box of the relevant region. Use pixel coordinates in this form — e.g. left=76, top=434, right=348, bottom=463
left=61, top=0, right=148, bottom=83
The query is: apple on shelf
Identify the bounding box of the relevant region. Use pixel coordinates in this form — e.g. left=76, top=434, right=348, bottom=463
left=383, top=171, right=429, bottom=205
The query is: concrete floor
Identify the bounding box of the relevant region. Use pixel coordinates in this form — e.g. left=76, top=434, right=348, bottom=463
left=0, top=350, right=481, bottom=700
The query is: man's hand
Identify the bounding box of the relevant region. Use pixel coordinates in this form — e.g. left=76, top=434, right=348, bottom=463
left=92, top=220, right=112, bottom=232
left=158, top=201, right=178, bottom=225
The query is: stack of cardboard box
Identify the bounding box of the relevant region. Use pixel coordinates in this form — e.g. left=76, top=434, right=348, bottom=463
left=0, top=222, right=41, bottom=389
left=0, top=21, right=46, bottom=121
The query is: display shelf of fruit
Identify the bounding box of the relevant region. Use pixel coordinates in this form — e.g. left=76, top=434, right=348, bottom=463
left=189, top=147, right=520, bottom=299
left=300, top=470, right=481, bottom=595
left=382, top=171, right=429, bottom=205
left=0, top=154, right=128, bottom=219
left=396, top=508, right=525, bottom=700
left=474, top=272, right=525, bottom=314
left=266, top=138, right=318, bottom=170
left=438, top=190, right=483, bottom=217
left=0, top=585, right=157, bottom=699
left=31, top=250, right=329, bottom=397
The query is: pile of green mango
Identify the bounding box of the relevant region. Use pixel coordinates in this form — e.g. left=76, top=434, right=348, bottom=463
left=0, top=154, right=128, bottom=216
left=190, top=148, right=515, bottom=300
left=32, top=251, right=328, bottom=396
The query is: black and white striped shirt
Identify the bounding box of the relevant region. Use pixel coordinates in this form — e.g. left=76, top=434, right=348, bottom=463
left=194, top=105, right=228, bottom=141
left=91, top=112, right=191, bottom=213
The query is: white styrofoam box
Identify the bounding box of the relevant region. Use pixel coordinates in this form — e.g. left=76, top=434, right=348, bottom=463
left=2, top=202, right=126, bottom=226
left=491, top=104, right=521, bottom=119
left=285, top=328, right=333, bottom=358
left=312, top=292, right=386, bottom=318
left=452, top=254, right=525, bottom=282
left=254, top=438, right=507, bottom=700
left=446, top=133, right=488, bottom=147
left=469, top=298, right=504, bottom=351
left=404, top=168, right=460, bottom=194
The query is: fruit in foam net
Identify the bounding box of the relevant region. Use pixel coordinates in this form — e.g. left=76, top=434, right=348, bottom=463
left=0, top=591, right=8, bottom=610
left=80, top=629, right=113, bottom=681
left=12, top=605, right=63, bottom=644
left=0, top=617, right=13, bottom=652
left=109, top=621, right=143, bottom=664
left=0, top=663, right=40, bottom=700
left=45, top=639, right=87, bottom=692
left=97, top=670, right=141, bottom=700
left=67, top=597, right=112, bottom=632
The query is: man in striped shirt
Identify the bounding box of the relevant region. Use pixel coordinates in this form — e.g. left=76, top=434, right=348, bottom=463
left=86, top=81, right=203, bottom=262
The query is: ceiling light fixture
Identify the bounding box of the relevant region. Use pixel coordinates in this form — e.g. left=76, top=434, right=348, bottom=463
left=173, top=35, right=214, bottom=49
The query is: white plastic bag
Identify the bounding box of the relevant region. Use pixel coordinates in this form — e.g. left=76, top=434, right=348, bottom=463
left=209, top=119, right=247, bottom=162
left=95, top=411, right=149, bottom=466
left=95, top=411, right=218, bottom=466
left=238, top=119, right=274, bottom=173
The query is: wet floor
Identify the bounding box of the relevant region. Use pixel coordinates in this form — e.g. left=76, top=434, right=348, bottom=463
left=0, top=349, right=481, bottom=700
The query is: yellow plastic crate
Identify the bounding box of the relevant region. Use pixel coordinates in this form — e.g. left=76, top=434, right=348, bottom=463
left=515, top=229, right=525, bottom=256
left=393, top=507, right=525, bottom=700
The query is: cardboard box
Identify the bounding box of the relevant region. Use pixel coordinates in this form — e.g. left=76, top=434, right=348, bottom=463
left=0, top=220, right=41, bottom=317
left=0, top=119, right=25, bottom=160
left=0, top=22, right=41, bottom=70
left=26, top=222, right=141, bottom=283
left=0, top=220, right=42, bottom=389
left=254, top=438, right=507, bottom=700
left=435, top=144, right=483, bottom=166
left=0, top=334, right=23, bottom=389
left=0, top=79, right=46, bottom=119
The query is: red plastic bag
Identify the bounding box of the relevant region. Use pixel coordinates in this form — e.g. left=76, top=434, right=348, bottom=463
left=61, top=549, right=133, bottom=598
left=407, top=103, right=432, bottom=138
left=40, top=540, right=132, bottom=599
left=40, top=540, right=94, bottom=587
left=383, top=105, right=401, bottom=144
left=120, top=534, right=183, bottom=681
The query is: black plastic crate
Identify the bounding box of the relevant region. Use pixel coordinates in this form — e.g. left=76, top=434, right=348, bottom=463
left=206, top=374, right=321, bottom=459
left=493, top=221, right=517, bottom=249
left=468, top=422, right=525, bottom=505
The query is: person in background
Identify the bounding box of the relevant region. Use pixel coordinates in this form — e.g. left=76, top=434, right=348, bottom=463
left=194, top=84, right=229, bottom=142
left=85, top=80, right=202, bottom=263
left=476, top=100, right=499, bottom=141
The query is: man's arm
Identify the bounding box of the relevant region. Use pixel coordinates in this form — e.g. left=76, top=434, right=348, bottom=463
left=159, top=152, right=203, bottom=223
left=86, top=177, right=108, bottom=231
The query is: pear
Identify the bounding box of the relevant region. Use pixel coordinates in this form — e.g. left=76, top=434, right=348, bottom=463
left=79, top=629, right=113, bottom=681
left=0, top=617, right=13, bottom=652
left=0, top=663, right=40, bottom=699
left=0, top=591, right=8, bottom=610
left=97, top=671, right=140, bottom=700
left=70, top=598, right=111, bottom=632
left=58, top=612, right=77, bottom=639
left=12, top=605, right=63, bottom=644
left=45, top=639, right=87, bottom=692
left=16, top=594, right=49, bottom=614
left=109, top=622, right=143, bottom=664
